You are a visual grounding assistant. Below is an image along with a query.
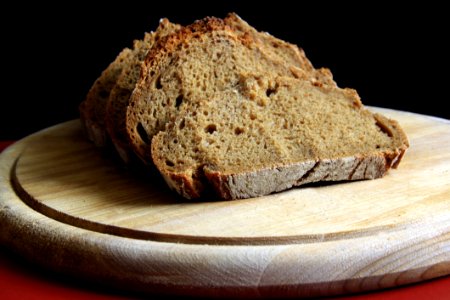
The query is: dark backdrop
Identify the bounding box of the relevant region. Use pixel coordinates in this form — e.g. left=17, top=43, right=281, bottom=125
left=2, top=2, right=448, bottom=140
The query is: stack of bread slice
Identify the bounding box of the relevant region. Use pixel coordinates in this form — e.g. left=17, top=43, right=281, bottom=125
left=80, top=13, right=409, bottom=200
left=80, top=18, right=181, bottom=160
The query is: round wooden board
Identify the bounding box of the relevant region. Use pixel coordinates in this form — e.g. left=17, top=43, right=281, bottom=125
left=0, top=107, right=449, bottom=298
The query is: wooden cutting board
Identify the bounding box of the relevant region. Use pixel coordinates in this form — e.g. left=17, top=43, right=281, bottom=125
left=0, top=107, right=449, bottom=298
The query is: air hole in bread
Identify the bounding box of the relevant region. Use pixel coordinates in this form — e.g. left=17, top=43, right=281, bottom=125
left=155, top=76, right=162, bottom=89
left=375, top=120, right=393, bottom=137
left=136, top=123, right=150, bottom=145
left=234, top=127, right=244, bottom=135
left=175, top=95, right=183, bottom=108
left=205, top=124, right=217, bottom=134
left=266, top=87, right=277, bottom=97
left=179, top=119, right=185, bottom=130
left=165, top=160, right=175, bottom=167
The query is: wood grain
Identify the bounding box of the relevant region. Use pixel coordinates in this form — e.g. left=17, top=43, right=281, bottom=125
left=0, top=107, right=449, bottom=298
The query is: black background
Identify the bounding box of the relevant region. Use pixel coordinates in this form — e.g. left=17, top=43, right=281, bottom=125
left=2, top=2, right=448, bottom=140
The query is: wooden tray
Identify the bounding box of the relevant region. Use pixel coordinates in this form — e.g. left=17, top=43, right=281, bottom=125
left=0, top=107, right=449, bottom=298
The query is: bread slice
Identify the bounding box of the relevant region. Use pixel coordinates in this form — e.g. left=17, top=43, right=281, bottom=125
left=151, top=75, right=409, bottom=199
left=105, top=19, right=180, bottom=163
left=79, top=46, right=134, bottom=147
left=126, top=15, right=335, bottom=164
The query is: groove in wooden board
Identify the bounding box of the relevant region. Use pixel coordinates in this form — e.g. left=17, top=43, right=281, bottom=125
left=9, top=108, right=450, bottom=245
left=0, top=107, right=449, bottom=297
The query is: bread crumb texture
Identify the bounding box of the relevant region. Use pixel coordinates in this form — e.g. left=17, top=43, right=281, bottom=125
left=83, top=13, right=409, bottom=200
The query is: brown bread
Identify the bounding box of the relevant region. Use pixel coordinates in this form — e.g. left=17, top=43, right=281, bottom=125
left=81, top=14, right=408, bottom=200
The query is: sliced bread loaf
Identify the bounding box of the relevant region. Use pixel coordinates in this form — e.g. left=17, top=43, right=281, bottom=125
left=105, top=19, right=180, bottom=163
left=126, top=16, right=335, bottom=164
left=79, top=47, right=134, bottom=147
left=151, top=75, right=408, bottom=199
left=81, top=13, right=408, bottom=200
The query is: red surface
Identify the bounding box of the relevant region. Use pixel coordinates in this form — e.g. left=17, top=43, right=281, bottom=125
left=1, top=141, right=449, bottom=299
